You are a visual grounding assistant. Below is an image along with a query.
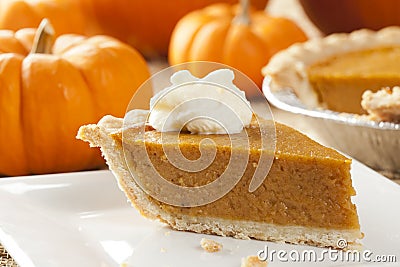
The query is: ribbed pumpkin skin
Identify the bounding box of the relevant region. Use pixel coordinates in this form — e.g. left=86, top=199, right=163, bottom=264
left=168, top=3, right=308, bottom=88
left=74, top=0, right=268, bottom=57
left=0, top=28, right=151, bottom=176
left=0, top=0, right=268, bottom=57
left=0, top=0, right=86, bottom=36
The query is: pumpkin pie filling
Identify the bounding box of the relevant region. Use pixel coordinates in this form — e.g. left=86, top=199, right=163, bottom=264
left=307, top=46, right=400, bottom=114
left=118, top=120, right=359, bottom=230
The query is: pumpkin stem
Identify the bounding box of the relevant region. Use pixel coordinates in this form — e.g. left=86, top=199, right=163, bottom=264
left=234, top=0, right=251, bottom=25
left=30, top=18, right=55, bottom=54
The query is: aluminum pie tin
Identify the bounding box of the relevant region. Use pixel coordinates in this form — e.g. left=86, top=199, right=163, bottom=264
left=262, top=76, right=400, bottom=179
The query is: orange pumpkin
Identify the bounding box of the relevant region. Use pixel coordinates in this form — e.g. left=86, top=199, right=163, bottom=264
left=0, top=20, right=151, bottom=176
left=168, top=0, right=307, bottom=88
left=74, top=0, right=268, bottom=57
left=299, top=0, right=400, bottom=34
left=0, top=0, right=87, bottom=36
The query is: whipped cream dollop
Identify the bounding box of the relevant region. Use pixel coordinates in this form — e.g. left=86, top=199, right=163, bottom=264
left=148, top=69, right=252, bottom=134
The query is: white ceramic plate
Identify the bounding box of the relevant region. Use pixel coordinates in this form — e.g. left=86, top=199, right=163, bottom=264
left=0, top=161, right=399, bottom=267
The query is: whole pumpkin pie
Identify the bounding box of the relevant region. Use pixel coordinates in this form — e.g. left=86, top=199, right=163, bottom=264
left=77, top=113, right=362, bottom=249
left=263, top=26, right=400, bottom=114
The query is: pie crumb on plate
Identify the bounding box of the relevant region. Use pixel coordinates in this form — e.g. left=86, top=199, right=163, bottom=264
left=200, top=238, right=223, bottom=253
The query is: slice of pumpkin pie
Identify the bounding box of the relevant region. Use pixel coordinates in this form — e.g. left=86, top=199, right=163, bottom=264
left=77, top=69, right=362, bottom=249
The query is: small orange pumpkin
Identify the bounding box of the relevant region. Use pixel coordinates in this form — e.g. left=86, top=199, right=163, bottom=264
left=0, top=20, right=151, bottom=176
left=168, top=0, right=308, bottom=88
left=0, top=0, right=87, bottom=36
left=75, top=0, right=269, bottom=57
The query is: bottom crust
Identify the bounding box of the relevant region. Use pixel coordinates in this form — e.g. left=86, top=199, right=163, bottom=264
left=77, top=115, right=362, bottom=250
left=162, top=215, right=360, bottom=250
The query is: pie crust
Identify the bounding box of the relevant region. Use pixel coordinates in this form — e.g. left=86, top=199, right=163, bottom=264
left=362, top=86, right=400, bottom=122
